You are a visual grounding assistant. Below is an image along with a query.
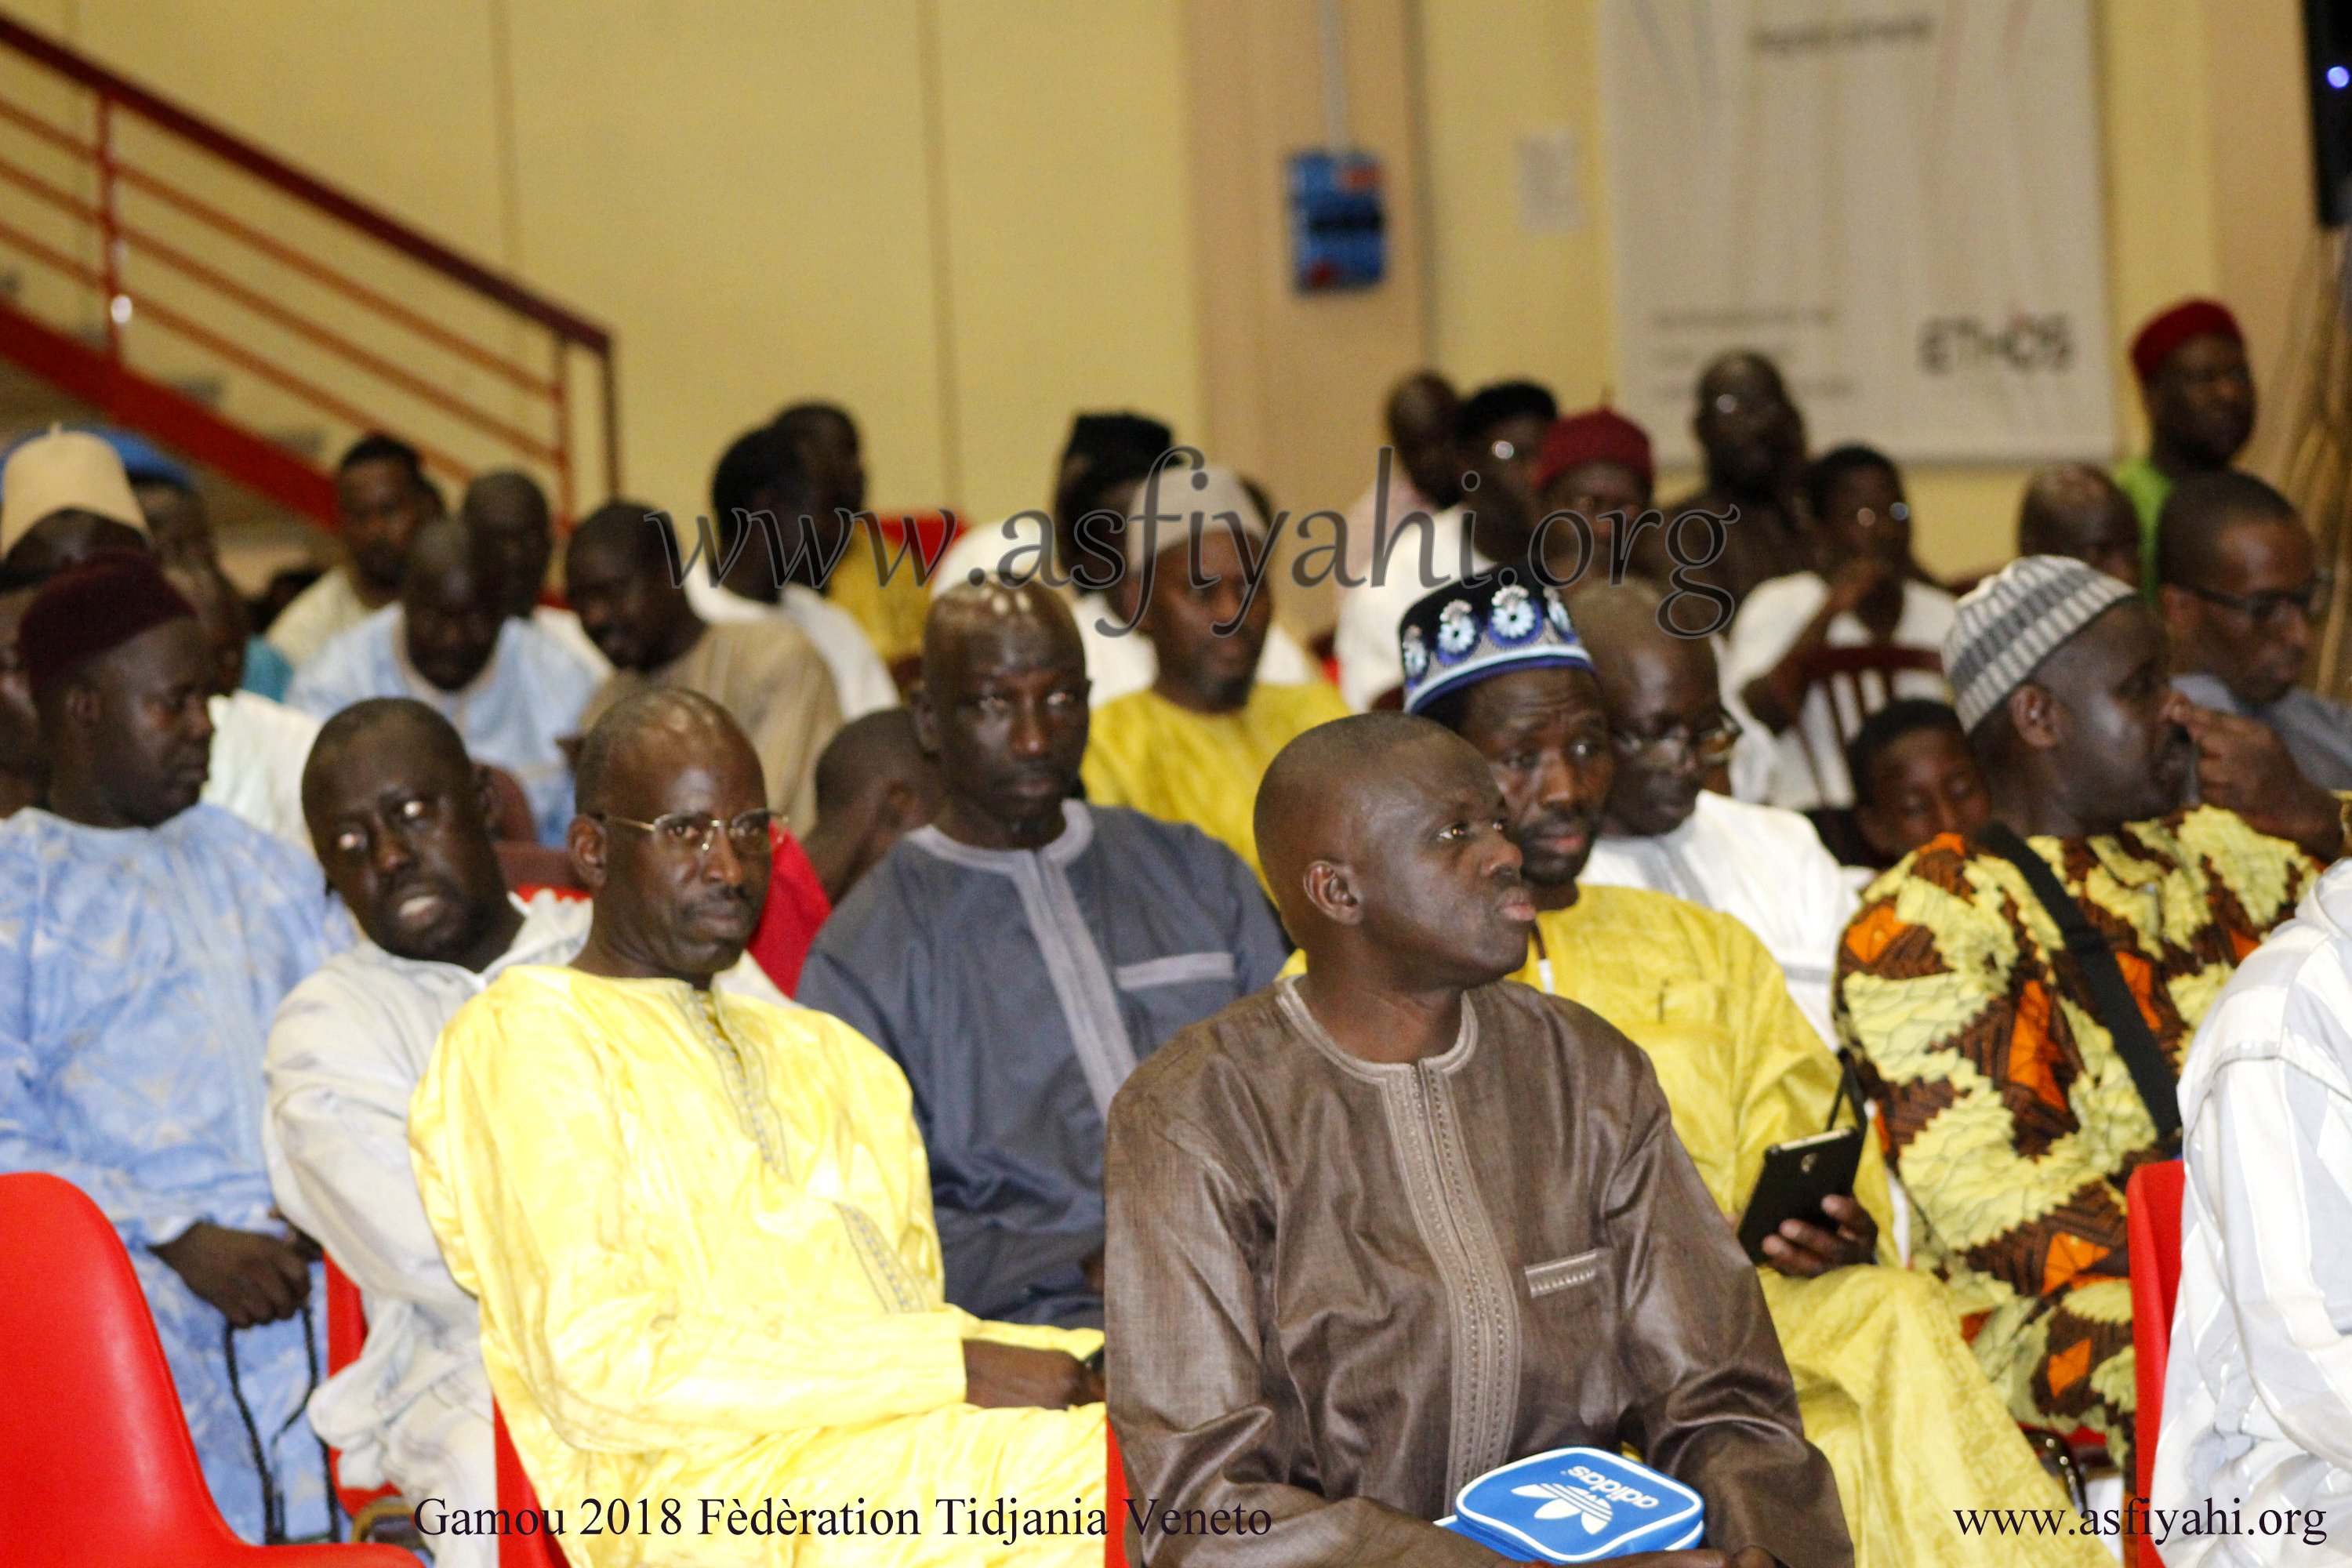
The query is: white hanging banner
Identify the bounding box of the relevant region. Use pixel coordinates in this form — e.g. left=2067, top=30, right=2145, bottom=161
left=1602, top=1, right=2115, bottom=466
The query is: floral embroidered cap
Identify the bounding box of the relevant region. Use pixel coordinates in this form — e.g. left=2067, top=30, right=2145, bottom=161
left=1398, top=570, right=1593, bottom=717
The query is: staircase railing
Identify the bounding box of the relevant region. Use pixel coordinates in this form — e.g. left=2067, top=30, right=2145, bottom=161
left=0, top=15, right=615, bottom=521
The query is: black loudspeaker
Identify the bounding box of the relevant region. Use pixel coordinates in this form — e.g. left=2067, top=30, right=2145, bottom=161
left=2306, top=0, right=2352, bottom=226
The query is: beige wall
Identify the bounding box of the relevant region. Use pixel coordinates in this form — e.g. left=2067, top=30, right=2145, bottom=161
left=1390, top=0, right=2322, bottom=581
left=2, top=0, right=1202, bottom=533
left=0, top=0, right=2322, bottom=589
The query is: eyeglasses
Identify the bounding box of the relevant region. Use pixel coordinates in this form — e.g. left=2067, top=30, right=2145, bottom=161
left=1610, top=716, right=1743, bottom=767
left=597, top=810, right=778, bottom=858
left=2181, top=577, right=2331, bottom=632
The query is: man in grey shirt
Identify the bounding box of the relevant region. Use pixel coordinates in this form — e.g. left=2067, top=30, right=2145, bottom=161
left=2160, top=470, right=2352, bottom=789
left=798, top=583, right=1287, bottom=1330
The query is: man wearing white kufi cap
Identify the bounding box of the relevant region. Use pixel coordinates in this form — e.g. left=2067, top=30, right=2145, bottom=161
left=0, top=425, right=320, bottom=854
left=1835, top=554, right=2345, bottom=1464
left=0, top=424, right=148, bottom=583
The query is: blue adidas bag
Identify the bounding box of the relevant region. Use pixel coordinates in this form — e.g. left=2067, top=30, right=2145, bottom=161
left=1437, top=1448, right=1704, bottom=1562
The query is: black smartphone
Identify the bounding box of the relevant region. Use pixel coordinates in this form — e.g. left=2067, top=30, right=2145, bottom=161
left=1735, top=1126, right=1865, bottom=1265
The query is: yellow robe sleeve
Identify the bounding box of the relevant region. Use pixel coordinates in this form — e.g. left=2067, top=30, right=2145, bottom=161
left=1708, top=908, right=1898, bottom=1265
left=412, top=984, right=980, bottom=1452
left=884, top=1076, right=1103, bottom=1362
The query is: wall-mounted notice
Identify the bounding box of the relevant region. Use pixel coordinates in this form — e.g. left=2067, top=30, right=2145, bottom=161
left=1602, top=1, right=2115, bottom=464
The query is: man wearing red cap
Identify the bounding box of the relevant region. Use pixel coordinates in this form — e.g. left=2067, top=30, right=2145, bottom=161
left=2114, top=296, right=2256, bottom=597
left=0, top=550, right=346, bottom=1542
left=1533, top=405, right=1656, bottom=583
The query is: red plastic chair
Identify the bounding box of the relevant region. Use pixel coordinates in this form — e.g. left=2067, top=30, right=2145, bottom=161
left=320, top=1260, right=401, bottom=1526
left=1790, top=644, right=1944, bottom=801
left=1107, top=1424, right=1129, bottom=1568
left=494, top=1406, right=568, bottom=1568
left=0, top=1171, right=415, bottom=1566
left=2129, top=1160, right=2187, bottom=1568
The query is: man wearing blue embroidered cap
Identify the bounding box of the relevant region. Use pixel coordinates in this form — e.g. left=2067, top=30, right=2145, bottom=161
left=1404, top=576, right=2111, bottom=1567
left=1105, top=694, right=1848, bottom=1563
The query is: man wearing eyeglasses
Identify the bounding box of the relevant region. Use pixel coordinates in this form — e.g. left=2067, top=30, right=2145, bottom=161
left=1568, top=580, right=1860, bottom=1047
left=2159, top=470, right=2352, bottom=795
left=1385, top=576, right=2107, bottom=1567
left=411, top=689, right=1107, bottom=1566
left=265, top=697, right=788, bottom=1563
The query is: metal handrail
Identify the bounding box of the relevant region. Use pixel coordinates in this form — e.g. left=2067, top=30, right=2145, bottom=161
left=0, top=14, right=607, bottom=348
left=0, top=14, right=617, bottom=514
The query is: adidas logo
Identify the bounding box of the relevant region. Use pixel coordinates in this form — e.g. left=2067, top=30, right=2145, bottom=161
left=1567, top=1464, right=1658, bottom=1508
left=1512, top=1482, right=1613, bottom=1534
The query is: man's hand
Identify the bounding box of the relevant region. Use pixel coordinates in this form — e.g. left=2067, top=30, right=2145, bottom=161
left=151, top=1221, right=312, bottom=1329
left=960, top=1340, right=1102, bottom=1410
left=1611, top=1550, right=1778, bottom=1567
left=1761, top=1194, right=1876, bottom=1278
left=2182, top=705, right=2345, bottom=862
left=1080, top=1247, right=1105, bottom=1295
left=1823, top=554, right=1894, bottom=617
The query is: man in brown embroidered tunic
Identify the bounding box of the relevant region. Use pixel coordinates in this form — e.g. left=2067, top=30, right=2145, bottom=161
left=1105, top=713, right=1848, bottom=1566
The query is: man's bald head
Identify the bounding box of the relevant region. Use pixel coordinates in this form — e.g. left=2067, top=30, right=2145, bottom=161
left=401, top=516, right=507, bottom=691
left=163, top=562, right=251, bottom=698
left=800, top=708, right=943, bottom=902
left=1570, top=580, right=1730, bottom=836
left=462, top=470, right=550, bottom=535
left=462, top=470, right=554, bottom=619
left=1257, top=713, right=1436, bottom=916
left=922, top=579, right=1083, bottom=687
left=1385, top=372, right=1461, bottom=504
left=1693, top=350, right=1805, bottom=495
left=2017, top=463, right=2140, bottom=586
left=303, top=696, right=472, bottom=819
left=575, top=688, right=763, bottom=819
left=916, top=581, right=1091, bottom=848
left=1258, top=713, right=1534, bottom=987
left=2156, top=470, right=2317, bottom=707
left=2156, top=470, right=2303, bottom=590
left=569, top=688, right=770, bottom=985
left=302, top=699, right=516, bottom=965
left=563, top=501, right=699, bottom=673
left=815, top=708, right=937, bottom=820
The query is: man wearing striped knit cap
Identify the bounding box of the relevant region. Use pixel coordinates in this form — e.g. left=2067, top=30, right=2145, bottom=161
left=1834, top=554, right=2348, bottom=1464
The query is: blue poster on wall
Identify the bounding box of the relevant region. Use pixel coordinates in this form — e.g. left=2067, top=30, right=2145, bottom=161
left=1286, top=150, right=1385, bottom=292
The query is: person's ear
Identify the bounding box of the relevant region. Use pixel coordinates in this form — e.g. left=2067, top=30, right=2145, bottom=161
left=1301, top=858, right=1363, bottom=927
left=60, top=678, right=100, bottom=736
left=567, top=813, right=611, bottom=892
left=2155, top=583, right=2196, bottom=648
left=470, top=764, right=503, bottom=833
left=2005, top=681, right=2063, bottom=751
left=909, top=682, right=942, bottom=757
left=873, top=777, right=926, bottom=831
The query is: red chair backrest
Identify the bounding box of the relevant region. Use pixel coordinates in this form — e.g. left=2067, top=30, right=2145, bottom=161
left=0, top=1171, right=249, bottom=1558
left=1108, top=1424, right=1129, bottom=1567
left=1791, top=643, right=1944, bottom=800
left=0, top=1173, right=412, bottom=1563
left=321, top=1258, right=401, bottom=1522
left=495, top=1406, right=569, bottom=1568
left=325, top=1257, right=367, bottom=1374
left=2129, top=1159, right=2186, bottom=1568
